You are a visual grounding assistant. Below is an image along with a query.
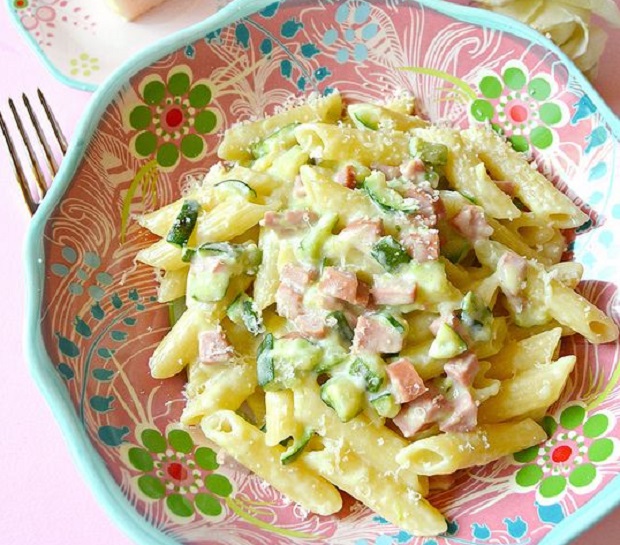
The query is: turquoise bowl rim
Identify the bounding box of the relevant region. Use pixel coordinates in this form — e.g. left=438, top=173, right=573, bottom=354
left=23, top=1, right=620, bottom=544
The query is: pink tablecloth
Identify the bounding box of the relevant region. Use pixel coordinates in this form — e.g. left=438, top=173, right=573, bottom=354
left=0, top=5, right=618, bottom=545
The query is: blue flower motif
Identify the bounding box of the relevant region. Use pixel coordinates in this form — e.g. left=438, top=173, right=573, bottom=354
left=503, top=516, right=527, bottom=539
left=471, top=522, right=491, bottom=541
left=321, top=0, right=379, bottom=64
left=536, top=501, right=565, bottom=524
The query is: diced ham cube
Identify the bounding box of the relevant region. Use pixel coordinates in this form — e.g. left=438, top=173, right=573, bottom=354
left=263, top=209, right=317, bottom=235
left=450, top=205, right=493, bottom=241
left=339, top=218, right=383, bottom=247
left=497, top=251, right=528, bottom=313
left=371, top=275, right=417, bottom=306
left=393, top=387, right=446, bottom=438
left=371, top=163, right=402, bottom=180
left=404, top=185, right=444, bottom=227
left=198, top=328, right=233, bottom=364
left=281, top=264, right=317, bottom=294
left=495, top=180, right=517, bottom=197
left=352, top=315, right=404, bottom=354
left=316, top=292, right=344, bottom=312
left=445, top=352, right=479, bottom=388
left=497, top=252, right=528, bottom=297
left=275, top=284, right=304, bottom=320
left=294, top=312, right=328, bottom=339
left=334, top=165, right=357, bottom=189
left=400, top=158, right=426, bottom=181
left=429, top=312, right=461, bottom=336
left=319, top=267, right=358, bottom=305
left=439, top=385, right=477, bottom=433
left=387, top=358, right=427, bottom=403
left=354, top=280, right=371, bottom=307
left=401, top=228, right=440, bottom=263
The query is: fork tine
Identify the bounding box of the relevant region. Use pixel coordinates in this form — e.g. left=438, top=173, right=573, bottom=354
left=38, top=89, right=67, bottom=155
left=0, top=110, right=38, bottom=215
left=8, top=98, right=48, bottom=199
left=23, top=93, right=59, bottom=177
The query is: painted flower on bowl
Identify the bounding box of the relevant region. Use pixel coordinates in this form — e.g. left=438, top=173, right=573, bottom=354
left=13, top=0, right=57, bottom=31
left=128, top=67, right=219, bottom=170
left=470, top=61, right=568, bottom=152
left=512, top=405, right=618, bottom=504
left=122, top=427, right=233, bottom=521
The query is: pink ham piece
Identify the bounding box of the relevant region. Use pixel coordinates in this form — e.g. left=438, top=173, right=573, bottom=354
left=445, top=352, right=479, bottom=387
left=440, top=352, right=480, bottom=433
left=352, top=315, right=405, bottom=354
left=275, top=284, right=304, bottom=320
left=371, top=275, right=416, bottom=306
left=400, top=158, right=426, bottom=181
left=401, top=228, right=440, bottom=263
left=404, top=185, right=444, bottom=227
left=386, top=358, right=427, bottom=403
left=497, top=251, right=528, bottom=313
left=334, top=165, right=357, bottom=189
left=354, top=280, right=371, bottom=307
left=198, top=328, right=233, bottom=364
left=393, top=386, right=447, bottom=438
left=294, top=313, right=328, bottom=339
left=339, top=218, right=384, bottom=247
left=263, top=209, right=317, bottom=235
left=450, top=205, right=493, bottom=241
left=440, top=386, right=477, bottom=433
left=280, top=264, right=317, bottom=294
left=319, top=267, right=358, bottom=305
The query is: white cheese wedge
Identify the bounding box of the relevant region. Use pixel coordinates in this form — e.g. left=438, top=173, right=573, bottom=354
left=106, top=0, right=168, bottom=20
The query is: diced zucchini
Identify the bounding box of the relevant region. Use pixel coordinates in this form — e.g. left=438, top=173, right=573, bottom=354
left=280, top=428, right=315, bottom=465
left=251, top=122, right=300, bottom=159
left=186, top=257, right=231, bottom=303
left=370, top=392, right=400, bottom=418
left=371, top=236, right=411, bottom=272
left=363, top=171, right=418, bottom=213
left=352, top=109, right=379, bottom=130
left=327, top=310, right=354, bottom=343
left=380, top=312, right=407, bottom=335
left=227, top=294, right=264, bottom=336
left=349, top=354, right=386, bottom=393
left=214, top=179, right=257, bottom=200
left=460, top=291, right=493, bottom=342
left=298, top=212, right=338, bottom=263
left=272, top=337, right=322, bottom=372
left=166, top=199, right=200, bottom=246
left=167, top=296, right=187, bottom=327
left=320, top=376, right=364, bottom=422
left=429, top=323, right=467, bottom=359
left=409, top=137, right=448, bottom=167
left=257, top=333, right=275, bottom=387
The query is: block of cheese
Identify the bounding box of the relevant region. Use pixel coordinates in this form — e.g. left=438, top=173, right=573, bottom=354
left=107, top=0, right=169, bottom=20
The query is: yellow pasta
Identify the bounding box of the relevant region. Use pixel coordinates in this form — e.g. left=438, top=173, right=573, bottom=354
left=135, top=94, right=618, bottom=537
left=478, top=356, right=576, bottom=423
left=396, top=420, right=547, bottom=475
left=201, top=410, right=342, bottom=515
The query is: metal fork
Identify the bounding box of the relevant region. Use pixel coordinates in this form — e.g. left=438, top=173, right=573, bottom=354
left=0, top=89, right=67, bottom=215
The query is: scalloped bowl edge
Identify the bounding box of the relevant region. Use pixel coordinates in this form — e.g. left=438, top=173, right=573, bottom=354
left=23, top=1, right=620, bottom=544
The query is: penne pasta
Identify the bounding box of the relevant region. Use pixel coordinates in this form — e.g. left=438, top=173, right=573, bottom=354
left=396, top=419, right=547, bottom=475
left=201, top=410, right=342, bottom=515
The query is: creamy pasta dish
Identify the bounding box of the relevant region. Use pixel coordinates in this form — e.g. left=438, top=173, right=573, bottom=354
left=135, top=92, right=619, bottom=536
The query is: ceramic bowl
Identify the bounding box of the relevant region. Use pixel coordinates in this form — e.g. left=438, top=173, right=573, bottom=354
left=25, top=1, right=620, bottom=544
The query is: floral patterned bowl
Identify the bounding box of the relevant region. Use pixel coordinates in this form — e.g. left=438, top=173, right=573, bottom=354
left=25, top=1, right=620, bottom=544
